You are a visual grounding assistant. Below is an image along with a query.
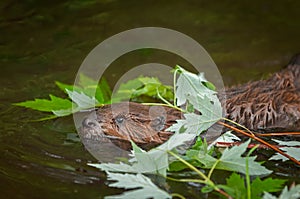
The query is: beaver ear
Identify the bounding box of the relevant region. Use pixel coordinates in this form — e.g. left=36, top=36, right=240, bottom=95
left=288, top=53, right=300, bottom=66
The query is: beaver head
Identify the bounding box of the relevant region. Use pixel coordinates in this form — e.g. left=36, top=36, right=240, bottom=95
left=80, top=102, right=182, bottom=150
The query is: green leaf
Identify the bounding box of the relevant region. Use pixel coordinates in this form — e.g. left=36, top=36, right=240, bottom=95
left=52, top=108, right=76, bottom=117
left=269, top=139, right=300, bottom=162
left=271, top=139, right=300, bottom=147
left=104, top=172, right=171, bottom=199
left=14, top=95, right=74, bottom=112
left=270, top=147, right=300, bottom=162
left=167, top=95, right=222, bottom=135
left=221, top=174, right=286, bottom=199
left=89, top=133, right=196, bottom=176
left=188, top=139, right=272, bottom=175
left=78, top=74, right=112, bottom=103
left=168, top=67, right=222, bottom=136
left=175, top=65, right=217, bottom=106
left=55, top=81, right=82, bottom=94
left=222, top=173, right=247, bottom=199
left=89, top=162, right=138, bottom=173
left=113, top=76, right=173, bottom=102
left=98, top=78, right=112, bottom=102
left=263, top=185, right=300, bottom=199
left=167, top=96, right=222, bottom=135
left=66, top=89, right=99, bottom=109
left=251, top=177, right=286, bottom=199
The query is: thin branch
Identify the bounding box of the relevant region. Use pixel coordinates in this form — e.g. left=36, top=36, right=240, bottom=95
left=218, top=121, right=300, bottom=166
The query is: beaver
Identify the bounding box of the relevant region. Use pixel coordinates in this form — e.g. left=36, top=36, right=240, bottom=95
left=80, top=54, right=300, bottom=150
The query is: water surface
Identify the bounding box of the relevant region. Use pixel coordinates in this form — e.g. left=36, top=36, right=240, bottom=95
left=1, top=0, right=300, bottom=198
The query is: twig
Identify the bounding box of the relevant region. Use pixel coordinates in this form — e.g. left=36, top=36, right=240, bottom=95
left=218, top=121, right=300, bottom=166
left=254, top=132, right=300, bottom=137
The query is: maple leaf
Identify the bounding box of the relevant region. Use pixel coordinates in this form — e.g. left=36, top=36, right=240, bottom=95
left=187, top=139, right=272, bottom=175
left=175, top=65, right=217, bottom=106
left=104, top=172, right=171, bottom=199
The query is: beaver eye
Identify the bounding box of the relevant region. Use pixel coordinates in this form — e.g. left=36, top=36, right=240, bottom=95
left=151, top=116, right=165, bottom=131
left=115, top=115, right=125, bottom=124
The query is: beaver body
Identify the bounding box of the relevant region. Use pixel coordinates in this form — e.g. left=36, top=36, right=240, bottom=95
left=220, top=54, right=300, bottom=131
left=80, top=54, right=300, bottom=149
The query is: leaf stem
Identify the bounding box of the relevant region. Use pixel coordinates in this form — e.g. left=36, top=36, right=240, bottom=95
left=142, top=102, right=186, bottom=113
left=156, top=87, right=176, bottom=108
left=173, top=68, right=179, bottom=106
left=168, top=150, right=211, bottom=182
left=166, top=176, right=205, bottom=184
left=208, top=159, right=220, bottom=180
left=166, top=150, right=234, bottom=199
left=245, top=145, right=259, bottom=199
left=171, top=193, right=186, bottom=199
left=222, top=117, right=254, bottom=136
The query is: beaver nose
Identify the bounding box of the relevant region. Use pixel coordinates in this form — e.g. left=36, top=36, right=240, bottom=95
left=82, top=118, right=98, bottom=128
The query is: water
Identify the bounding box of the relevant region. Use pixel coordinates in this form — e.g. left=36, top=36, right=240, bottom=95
left=1, top=0, right=300, bottom=198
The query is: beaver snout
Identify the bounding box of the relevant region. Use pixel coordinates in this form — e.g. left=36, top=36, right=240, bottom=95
left=82, top=117, right=98, bottom=128
left=80, top=116, right=104, bottom=140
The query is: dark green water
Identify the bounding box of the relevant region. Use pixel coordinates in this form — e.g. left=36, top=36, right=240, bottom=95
left=1, top=0, right=300, bottom=198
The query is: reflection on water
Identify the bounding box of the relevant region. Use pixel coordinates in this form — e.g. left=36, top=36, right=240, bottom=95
left=1, top=0, right=300, bottom=198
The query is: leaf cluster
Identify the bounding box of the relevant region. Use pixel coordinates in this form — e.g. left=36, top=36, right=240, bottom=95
left=14, top=75, right=173, bottom=120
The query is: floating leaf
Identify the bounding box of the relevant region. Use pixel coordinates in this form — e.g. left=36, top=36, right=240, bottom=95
left=89, top=133, right=195, bottom=176
left=221, top=173, right=246, bottom=199
left=168, top=66, right=222, bottom=135
left=221, top=173, right=285, bottom=199
left=78, top=74, right=111, bottom=103
left=174, top=65, right=217, bottom=106
left=269, top=147, right=300, bottom=162
left=251, top=177, right=286, bottom=199
left=263, top=185, right=300, bottom=199
left=14, top=95, right=74, bottom=112
left=55, top=81, right=82, bottom=94
left=104, top=172, right=171, bottom=199
left=188, top=139, right=272, bottom=175
left=167, top=96, right=222, bottom=135
left=272, top=139, right=300, bottom=146
left=66, top=89, right=99, bottom=109
left=269, top=139, right=300, bottom=161
left=52, top=108, right=77, bottom=117
left=113, top=76, right=173, bottom=102
left=208, top=131, right=241, bottom=150
left=88, top=162, right=137, bottom=173
left=57, top=75, right=111, bottom=104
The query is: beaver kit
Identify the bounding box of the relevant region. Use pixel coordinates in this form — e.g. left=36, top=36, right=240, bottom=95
left=80, top=54, right=300, bottom=150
